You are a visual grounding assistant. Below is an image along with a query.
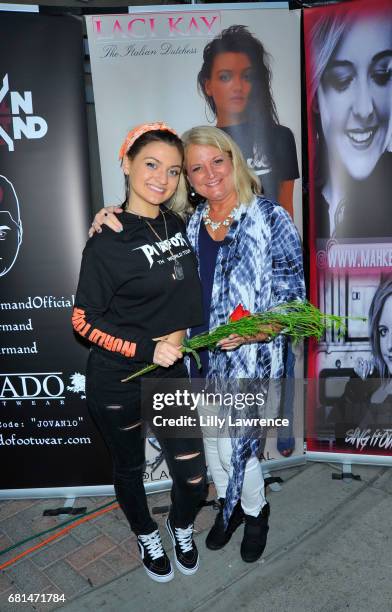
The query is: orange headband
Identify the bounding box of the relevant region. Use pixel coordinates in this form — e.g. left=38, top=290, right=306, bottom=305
left=118, top=121, right=178, bottom=161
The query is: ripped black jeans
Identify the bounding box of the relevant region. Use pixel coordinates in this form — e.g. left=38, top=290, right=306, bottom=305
left=86, top=349, right=207, bottom=536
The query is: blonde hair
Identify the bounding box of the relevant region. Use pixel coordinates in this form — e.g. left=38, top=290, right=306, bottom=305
left=181, top=126, right=261, bottom=206
left=369, top=277, right=392, bottom=379
left=167, top=171, right=191, bottom=218
left=309, top=15, right=348, bottom=102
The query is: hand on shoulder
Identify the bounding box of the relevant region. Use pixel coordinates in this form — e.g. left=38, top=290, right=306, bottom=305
left=88, top=205, right=124, bottom=238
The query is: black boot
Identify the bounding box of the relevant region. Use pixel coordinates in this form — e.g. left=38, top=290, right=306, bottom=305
left=205, top=498, right=244, bottom=551
left=240, top=502, right=270, bottom=563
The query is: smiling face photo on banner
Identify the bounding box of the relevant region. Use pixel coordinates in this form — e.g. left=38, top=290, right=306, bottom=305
left=308, top=0, right=392, bottom=239
left=318, top=276, right=392, bottom=453
left=197, top=25, right=299, bottom=215
left=0, top=174, right=22, bottom=278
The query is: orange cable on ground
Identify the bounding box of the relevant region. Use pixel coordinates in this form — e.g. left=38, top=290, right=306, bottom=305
left=0, top=502, right=119, bottom=571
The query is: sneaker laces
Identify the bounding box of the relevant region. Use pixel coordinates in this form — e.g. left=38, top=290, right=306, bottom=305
left=138, top=530, right=165, bottom=560
left=174, top=524, right=194, bottom=553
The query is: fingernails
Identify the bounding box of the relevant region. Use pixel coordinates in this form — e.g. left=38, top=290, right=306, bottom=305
left=116, top=228, right=123, bottom=232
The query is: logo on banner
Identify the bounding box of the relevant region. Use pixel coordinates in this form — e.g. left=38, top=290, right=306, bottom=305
left=144, top=437, right=169, bottom=482
left=92, top=12, right=221, bottom=40
left=0, top=175, right=22, bottom=277
left=0, top=74, right=48, bottom=152
left=0, top=372, right=64, bottom=401
left=67, top=373, right=86, bottom=399
left=0, top=372, right=86, bottom=404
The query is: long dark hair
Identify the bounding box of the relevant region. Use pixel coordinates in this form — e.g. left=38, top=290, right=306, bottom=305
left=197, top=25, right=279, bottom=133
left=122, top=129, right=185, bottom=213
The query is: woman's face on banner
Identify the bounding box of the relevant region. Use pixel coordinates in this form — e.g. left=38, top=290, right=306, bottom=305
left=317, top=17, right=392, bottom=181
left=0, top=211, right=19, bottom=277
left=0, top=180, right=21, bottom=278
left=204, top=52, right=253, bottom=121
left=378, top=294, right=392, bottom=375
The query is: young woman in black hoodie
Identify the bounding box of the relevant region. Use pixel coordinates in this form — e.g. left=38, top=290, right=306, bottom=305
left=72, top=122, right=206, bottom=583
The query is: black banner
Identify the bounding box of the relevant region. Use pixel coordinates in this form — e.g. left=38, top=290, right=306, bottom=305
left=0, top=12, right=111, bottom=489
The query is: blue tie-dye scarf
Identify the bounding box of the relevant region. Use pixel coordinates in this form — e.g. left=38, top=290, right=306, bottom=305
left=187, top=196, right=305, bottom=524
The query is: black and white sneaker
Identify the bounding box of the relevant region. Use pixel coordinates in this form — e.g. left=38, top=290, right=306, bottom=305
left=137, top=529, right=174, bottom=583
left=166, top=518, right=199, bottom=575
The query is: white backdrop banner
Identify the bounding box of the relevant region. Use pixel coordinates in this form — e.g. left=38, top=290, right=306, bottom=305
left=86, top=6, right=302, bottom=229
left=86, top=5, right=303, bottom=473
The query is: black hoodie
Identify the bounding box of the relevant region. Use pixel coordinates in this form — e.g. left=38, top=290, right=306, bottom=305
left=72, top=210, right=203, bottom=364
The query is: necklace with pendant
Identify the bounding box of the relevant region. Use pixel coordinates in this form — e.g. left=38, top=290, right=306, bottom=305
left=143, top=210, right=184, bottom=281
left=202, top=202, right=241, bottom=232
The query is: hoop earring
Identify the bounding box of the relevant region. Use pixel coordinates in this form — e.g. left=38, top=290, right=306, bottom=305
left=204, top=103, right=216, bottom=125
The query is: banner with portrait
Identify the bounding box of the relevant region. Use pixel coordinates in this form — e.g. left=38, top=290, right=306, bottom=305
left=0, top=12, right=113, bottom=493
left=86, top=5, right=304, bottom=470
left=304, top=0, right=392, bottom=460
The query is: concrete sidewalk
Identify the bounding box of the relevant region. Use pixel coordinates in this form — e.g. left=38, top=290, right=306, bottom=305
left=1, top=462, right=391, bottom=611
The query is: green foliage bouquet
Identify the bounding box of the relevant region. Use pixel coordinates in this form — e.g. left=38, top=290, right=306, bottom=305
left=122, top=300, right=358, bottom=383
